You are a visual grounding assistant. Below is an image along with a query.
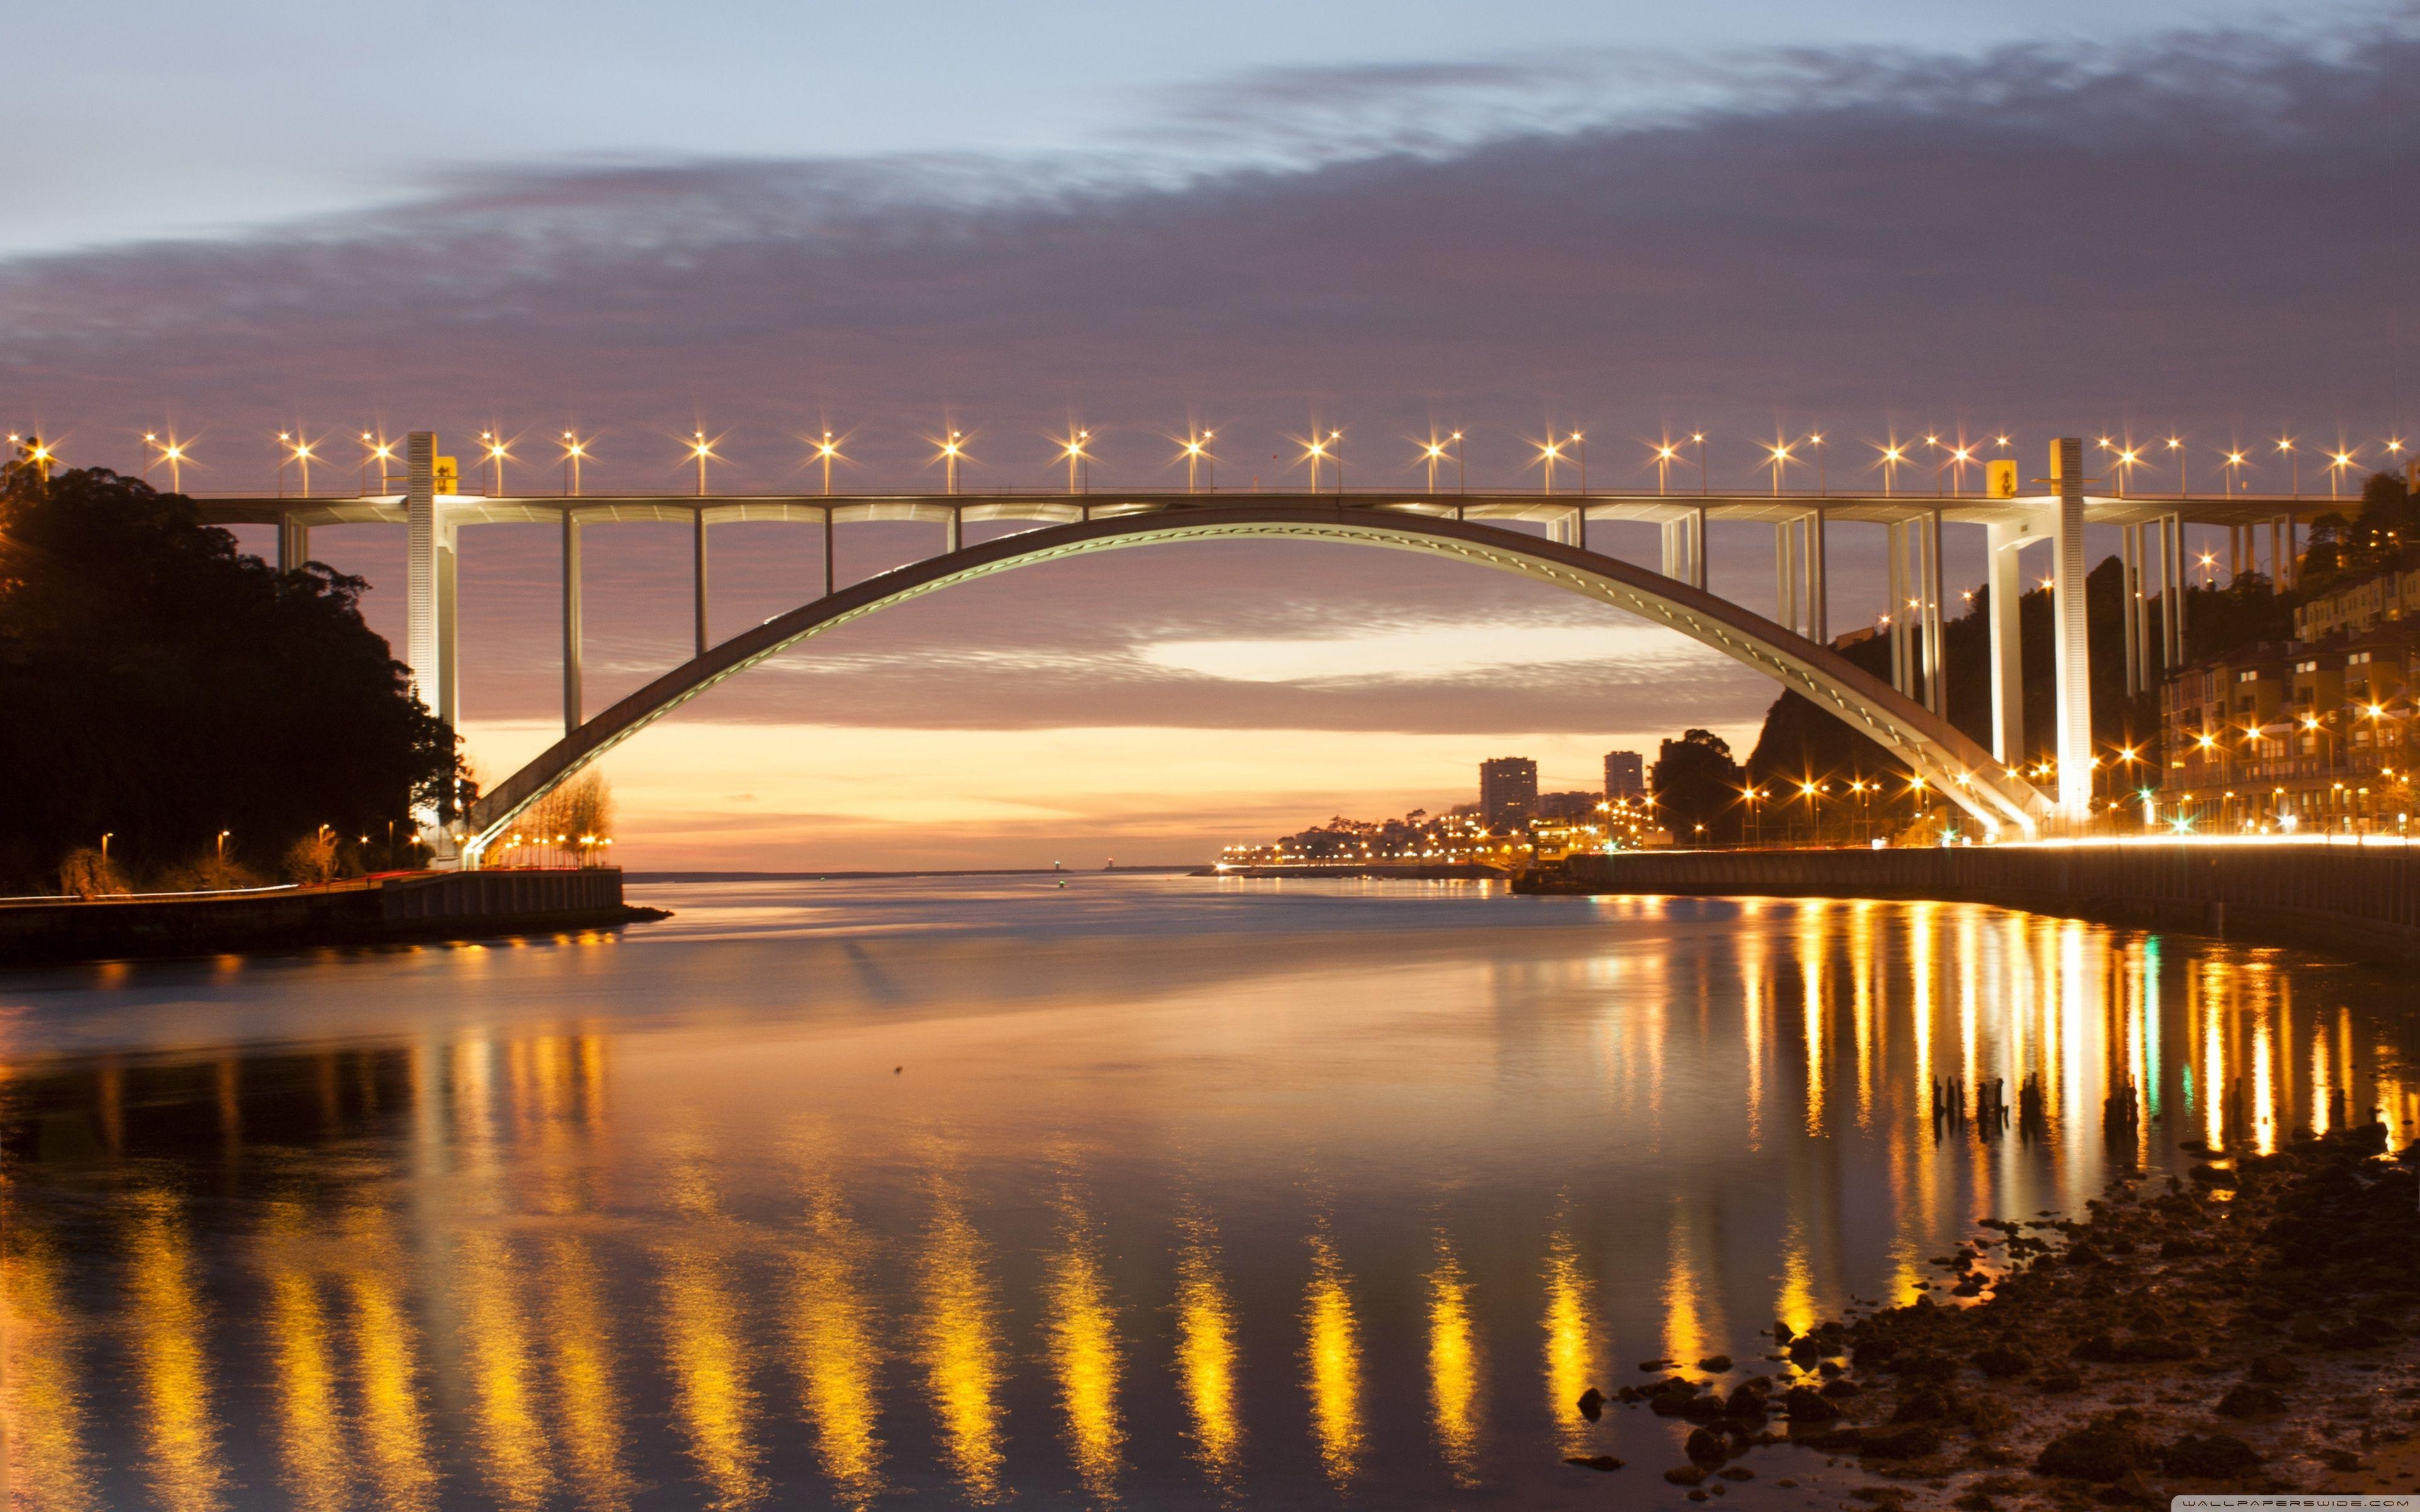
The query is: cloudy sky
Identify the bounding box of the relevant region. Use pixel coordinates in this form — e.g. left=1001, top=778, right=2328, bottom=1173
left=8, top=0, right=2417, bottom=868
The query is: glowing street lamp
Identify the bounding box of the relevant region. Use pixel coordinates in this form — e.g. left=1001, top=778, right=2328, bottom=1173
left=1302, top=432, right=1332, bottom=492
left=1877, top=440, right=1907, bottom=497
left=1572, top=430, right=1587, bottom=493
left=2276, top=434, right=2298, bottom=499
left=2165, top=436, right=2186, bottom=495
left=1451, top=430, right=1466, bottom=492
left=1652, top=439, right=1680, bottom=496
left=2223, top=448, right=2248, bottom=495
left=479, top=429, right=512, bottom=495
left=1766, top=437, right=1794, bottom=496
left=360, top=431, right=396, bottom=495
left=938, top=429, right=965, bottom=495
left=1419, top=435, right=1449, bottom=493
left=2327, top=445, right=2358, bottom=500
left=1809, top=432, right=1826, bottom=496
left=1180, top=429, right=1214, bottom=493
left=811, top=430, right=842, bottom=495
left=151, top=432, right=191, bottom=493
left=1947, top=442, right=1975, bottom=497
left=1536, top=435, right=1564, bottom=494
left=561, top=430, right=588, bottom=496
left=1693, top=432, right=1707, bottom=494
left=278, top=431, right=315, bottom=498
left=1061, top=427, right=1092, bottom=493
left=689, top=428, right=717, bottom=495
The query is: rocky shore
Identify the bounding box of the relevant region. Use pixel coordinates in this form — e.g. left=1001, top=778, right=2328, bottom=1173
left=1583, top=1123, right=2420, bottom=1506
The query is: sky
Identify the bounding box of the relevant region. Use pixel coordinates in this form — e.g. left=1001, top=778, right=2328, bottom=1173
left=8, top=0, right=2418, bottom=869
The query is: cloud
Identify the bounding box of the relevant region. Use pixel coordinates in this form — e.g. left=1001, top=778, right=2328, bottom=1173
left=1134, top=622, right=1707, bottom=684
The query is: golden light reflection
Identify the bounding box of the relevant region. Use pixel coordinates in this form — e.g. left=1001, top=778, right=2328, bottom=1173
left=541, top=1236, right=633, bottom=1512
left=1541, top=1224, right=1601, bottom=1456
left=3, top=1226, right=99, bottom=1512
left=1302, top=1227, right=1364, bottom=1487
left=918, top=1166, right=1008, bottom=1503
left=788, top=1155, right=887, bottom=1508
left=125, top=1189, right=231, bottom=1512
left=1799, top=904, right=1828, bottom=1133
left=259, top=1201, right=350, bottom=1512
left=455, top=1228, right=556, bottom=1508
left=1426, top=1234, right=1482, bottom=1484
left=1044, top=1187, right=1126, bottom=1499
left=658, top=1147, right=767, bottom=1510
left=337, top=1206, right=439, bottom=1512
left=1173, top=1212, right=1243, bottom=1484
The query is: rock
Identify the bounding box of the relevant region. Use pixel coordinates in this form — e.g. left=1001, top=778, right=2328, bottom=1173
left=1717, top=1467, right=1754, bottom=1480
left=1664, top=1465, right=1709, bottom=1485
left=1819, top=1377, right=1861, bottom=1397
left=1781, top=1385, right=1841, bottom=1422
left=1858, top=1423, right=1944, bottom=1458
left=1799, top=1428, right=1864, bottom=1452
left=1891, top=1387, right=1951, bottom=1423
left=1723, top=1383, right=1770, bottom=1420
left=2107, top=1465, right=2164, bottom=1505
left=1564, top=1454, right=1623, bottom=1472
left=2246, top=1354, right=2301, bottom=1384
left=2033, top=1366, right=2085, bottom=1393
left=2188, top=1165, right=2240, bottom=1189
left=1773, top=1320, right=1796, bottom=1345
left=2034, top=1423, right=2141, bottom=1482
left=2215, top=1383, right=2285, bottom=1419
left=1697, top=1354, right=1734, bottom=1372
left=1787, top=1337, right=1823, bottom=1366
left=1678, top=1395, right=1729, bottom=1423
left=1973, top=1346, right=2031, bottom=1378
left=1892, top=1353, right=1959, bottom=1384
left=1576, top=1386, right=1605, bottom=1421
left=1686, top=1428, right=1730, bottom=1467
left=2075, top=1333, right=2197, bottom=1364
left=2158, top=1433, right=2261, bottom=1479
left=1687, top=1489, right=1710, bottom=1502
left=1639, top=1358, right=1676, bottom=1371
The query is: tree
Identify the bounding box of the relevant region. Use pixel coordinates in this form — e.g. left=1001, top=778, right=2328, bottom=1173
left=1652, top=728, right=1744, bottom=845
left=0, top=465, right=468, bottom=890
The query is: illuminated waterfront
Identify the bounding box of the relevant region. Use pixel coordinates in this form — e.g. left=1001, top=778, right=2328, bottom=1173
left=3, top=876, right=2416, bottom=1509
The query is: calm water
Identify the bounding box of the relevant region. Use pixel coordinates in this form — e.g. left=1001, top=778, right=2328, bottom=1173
left=3, top=876, right=2417, bottom=1511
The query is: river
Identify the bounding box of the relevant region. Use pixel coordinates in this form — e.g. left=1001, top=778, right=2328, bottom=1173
left=2, top=875, right=2414, bottom=1509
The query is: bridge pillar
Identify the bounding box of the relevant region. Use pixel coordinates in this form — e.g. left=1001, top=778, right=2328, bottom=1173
left=946, top=505, right=962, bottom=555
left=2121, top=524, right=2140, bottom=699
left=563, top=512, right=584, bottom=733
left=693, top=508, right=710, bottom=657
left=1922, top=509, right=1945, bottom=716
left=2050, top=438, right=2095, bottom=820
left=277, top=517, right=310, bottom=572
left=1887, top=520, right=1910, bottom=693
left=1775, top=521, right=1798, bottom=634
left=1986, top=521, right=2027, bottom=765
left=2164, top=513, right=2186, bottom=663
left=404, top=432, right=447, bottom=727
left=1807, top=507, right=1828, bottom=643
left=824, top=507, right=836, bottom=598
left=1691, top=505, right=1708, bottom=590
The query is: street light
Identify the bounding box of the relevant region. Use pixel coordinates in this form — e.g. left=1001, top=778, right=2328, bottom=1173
left=938, top=429, right=965, bottom=495
left=2277, top=434, right=2298, bottom=499
left=1652, top=440, right=1679, bottom=496
left=1061, top=427, right=1092, bottom=493
left=689, top=428, right=717, bottom=495
left=1181, top=429, right=1214, bottom=493
left=2327, top=445, right=2358, bottom=500
left=1536, top=435, right=1564, bottom=494
left=1877, top=441, right=1907, bottom=497
left=562, top=431, right=588, bottom=496
left=1766, top=438, right=1794, bottom=496
left=812, top=430, right=842, bottom=496
left=1809, top=432, right=1826, bottom=496
left=1948, top=443, right=1975, bottom=497
left=151, top=433, right=190, bottom=493
left=1692, top=432, right=1707, bottom=494
left=278, top=431, right=314, bottom=497
left=480, top=429, right=512, bottom=496
left=1303, top=433, right=1331, bottom=493
left=2165, top=436, right=2186, bottom=495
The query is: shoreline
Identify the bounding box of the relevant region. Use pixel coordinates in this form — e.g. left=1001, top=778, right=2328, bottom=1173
left=1593, top=1124, right=2420, bottom=1506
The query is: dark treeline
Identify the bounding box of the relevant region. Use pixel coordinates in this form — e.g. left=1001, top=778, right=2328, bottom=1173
left=0, top=464, right=467, bottom=893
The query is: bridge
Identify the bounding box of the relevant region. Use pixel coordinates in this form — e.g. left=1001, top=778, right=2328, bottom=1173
left=192, top=433, right=2315, bottom=863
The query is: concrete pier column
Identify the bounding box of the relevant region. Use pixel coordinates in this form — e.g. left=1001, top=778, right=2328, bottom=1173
left=693, top=508, right=710, bottom=657
left=823, top=507, right=836, bottom=597
left=405, top=432, right=444, bottom=726
left=2049, top=438, right=2095, bottom=821
left=1775, top=521, right=1798, bottom=634
left=437, top=532, right=459, bottom=728
left=1887, top=519, right=1910, bottom=693
left=946, top=505, right=962, bottom=555
left=2167, top=513, right=2187, bottom=660
left=562, top=512, right=583, bottom=733
left=2269, top=518, right=2283, bottom=590
left=1923, top=508, right=1945, bottom=716
left=1807, top=507, right=1828, bottom=643
left=277, top=517, right=311, bottom=572
left=1660, top=519, right=1683, bottom=579
left=2121, top=524, right=2141, bottom=698
left=1986, top=522, right=2025, bottom=765
left=1692, top=505, right=1708, bottom=590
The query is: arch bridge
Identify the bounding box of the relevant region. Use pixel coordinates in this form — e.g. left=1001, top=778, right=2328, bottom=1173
left=193, top=433, right=2308, bottom=858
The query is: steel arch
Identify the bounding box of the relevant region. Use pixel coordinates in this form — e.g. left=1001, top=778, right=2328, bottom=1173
left=464, top=505, right=2048, bottom=860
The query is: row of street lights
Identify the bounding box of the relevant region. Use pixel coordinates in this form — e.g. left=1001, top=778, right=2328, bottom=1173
left=22, top=422, right=2406, bottom=500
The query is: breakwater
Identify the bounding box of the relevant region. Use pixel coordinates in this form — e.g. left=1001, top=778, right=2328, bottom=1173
left=0, top=867, right=654, bottom=965
left=1524, top=844, right=2420, bottom=966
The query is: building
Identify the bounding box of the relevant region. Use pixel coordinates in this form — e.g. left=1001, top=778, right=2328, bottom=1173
left=1603, top=750, right=1645, bottom=799
left=2160, top=587, right=2417, bottom=832
left=1479, top=757, right=1538, bottom=829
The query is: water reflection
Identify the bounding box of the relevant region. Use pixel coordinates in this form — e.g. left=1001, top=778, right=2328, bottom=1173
left=1301, top=1224, right=1364, bottom=1488
left=0, top=886, right=2415, bottom=1508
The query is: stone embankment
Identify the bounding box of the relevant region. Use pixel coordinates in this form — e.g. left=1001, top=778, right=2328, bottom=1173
left=1569, top=1125, right=2420, bottom=1506
left=1523, top=844, right=2420, bottom=966
left=0, top=868, right=664, bottom=965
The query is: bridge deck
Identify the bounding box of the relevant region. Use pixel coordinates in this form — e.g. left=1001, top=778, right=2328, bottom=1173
left=187, top=488, right=2321, bottom=532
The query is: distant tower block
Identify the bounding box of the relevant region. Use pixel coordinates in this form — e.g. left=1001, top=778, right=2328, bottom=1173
left=1480, top=756, right=1539, bottom=828
left=1604, top=750, right=1645, bottom=799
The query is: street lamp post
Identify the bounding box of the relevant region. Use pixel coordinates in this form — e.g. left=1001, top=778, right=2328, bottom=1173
left=1693, top=432, right=1707, bottom=495
left=940, top=430, right=964, bottom=495
left=690, top=430, right=716, bottom=495
left=480, top=430, right=510, bottom=496
left=1811, top=433, right=1826, bottom=496
left=1184, top=430, right=1214, bottom=493
left=562, top=431, right=587, bottom=496
left=814, top=431, right=841, bottom=495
